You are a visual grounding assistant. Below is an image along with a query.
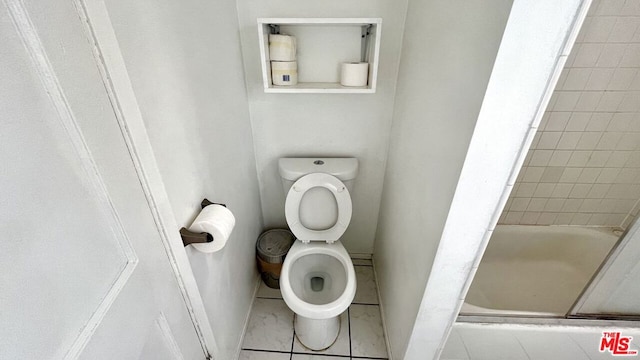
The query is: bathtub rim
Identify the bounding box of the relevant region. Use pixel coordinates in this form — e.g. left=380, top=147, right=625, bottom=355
left=461, top=225, right=620, bottom=318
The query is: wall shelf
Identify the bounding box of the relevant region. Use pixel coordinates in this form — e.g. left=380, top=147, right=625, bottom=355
left=257, top=18, right=382, bottom=94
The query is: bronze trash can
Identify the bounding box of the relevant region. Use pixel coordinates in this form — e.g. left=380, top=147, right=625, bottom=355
left=256, top=229, right=295, bottom=289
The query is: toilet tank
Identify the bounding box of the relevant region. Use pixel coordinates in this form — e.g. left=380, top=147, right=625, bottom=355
left=278, top=158, right=358, bottom=195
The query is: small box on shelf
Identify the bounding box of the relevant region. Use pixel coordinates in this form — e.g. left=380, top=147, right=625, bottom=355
left=257, top=18, right=382, bottom=94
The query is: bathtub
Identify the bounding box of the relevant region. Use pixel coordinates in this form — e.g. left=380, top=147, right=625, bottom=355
left=460, top=225, right=619, bottom=317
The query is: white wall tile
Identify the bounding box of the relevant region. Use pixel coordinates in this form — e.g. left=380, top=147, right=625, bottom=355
left=551, top=183, right=574, bottom=198
left=537, top=132, right=563, bottom=149
left=570, top=184, right=593, bottom=198
left=567, top=151, right=592, bottom=166
left=529, top=150, right=553, bottom=166
left=576, top=132, right=603, bottom=149
left=586, top=68, right=614, bottom=90
left=619, top=91, right=640, bottom=111
left=516, top=182, right=537, bottom=197
left=560, top=167, right=583, bottom=182
left=563, top=68, right=592, bottom=90
left=544, top=198, right=565, bottom=211
left=573, top=44, right=604, bottom=67
left=510, top=198, right=531, bottom=212
left=554, top=92, right=581, bottom=111
left=586, top=150, right=612, bottom=167
left=521, top=212, right=541, bottom=224
left=579, top=168, right=603, bottom=183
left=571, top=213, right=592, bottom=225
left=609, top=68, right=638, bottom=90
left=537, top=212, right=558, bottom=225
left=557, top=132, right=582, bottom=149
left=563, top=198, right=584, bottom=212
left=575, top=91, right=603, bottom=111
left=586, top=112, right=613, bottom=131
left=541, top=167, right=564, bottom=182
left=527, top=198, right=548, bottom=211
left=608, top=17, right=640, bottom=42
left=620, top=44, right=640, bottom=67
left=616, top=133, right=640, bottom=150
left=549, top=150, right=573, bottom=166
left=499, top=6, right=640, bottom=228
left=596, top=132, right=623, bottom=149
left=596, top=167, right=621, bottom=183
left=545, top=112, right=571, bottom=131
left=597, top=0, right=626, bottom=15
left=534, top=183, right=555, bottom=197
left=566, top=113, right=592, bottom=131
left=596, top=91, right=625, bottom=111
left=596, top=43, right=627, bottom=67
left=584, top=16, right=617, bottom=42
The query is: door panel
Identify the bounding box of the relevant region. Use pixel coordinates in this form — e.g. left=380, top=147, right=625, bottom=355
left=0, top=0, right=204, bottom=358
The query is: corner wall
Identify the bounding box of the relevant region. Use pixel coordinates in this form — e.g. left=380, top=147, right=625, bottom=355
left=373, top=0, right=513, bottom=358
left=103, top=1, right=263, bottom=358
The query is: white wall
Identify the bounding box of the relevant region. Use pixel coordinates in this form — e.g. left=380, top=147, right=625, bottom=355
left=236, top=0, right=409, bottom=254
left=103, top=1, right=263, bottom=359
left=373, top=0, right=513, bottom=358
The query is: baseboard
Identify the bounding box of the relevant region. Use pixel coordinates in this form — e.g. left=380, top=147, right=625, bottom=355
left=233, top=273, right=262, bottom=360
left=372, top=255, right=394, bottom=360
left=349, top=252, right=372, bottom=260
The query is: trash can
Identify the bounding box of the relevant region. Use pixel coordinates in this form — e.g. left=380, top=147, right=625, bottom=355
left=256, top=229, right=295, bottom=289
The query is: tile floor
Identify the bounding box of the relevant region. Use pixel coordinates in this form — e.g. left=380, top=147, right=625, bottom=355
left=442, top=322, right=640, bottom=360
left=240, top=259, right=388, bottom=360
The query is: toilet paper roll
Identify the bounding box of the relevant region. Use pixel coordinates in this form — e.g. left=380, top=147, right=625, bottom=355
left=271, top=61, right=298, bottom=86
left=340, top=62, right=369, bottom=87
left=188, top=204, right=236, bottom=253
left=269, top=34, right=297, bottom=61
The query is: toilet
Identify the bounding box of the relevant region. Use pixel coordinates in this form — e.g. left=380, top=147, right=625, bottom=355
left=278, top=157, right=358, bottom=351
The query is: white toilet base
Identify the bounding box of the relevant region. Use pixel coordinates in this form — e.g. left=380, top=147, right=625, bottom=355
left=294, top=314, right=340, bottom=351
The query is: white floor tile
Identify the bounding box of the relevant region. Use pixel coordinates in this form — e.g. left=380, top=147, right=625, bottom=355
left=291, top=354, right=344, bottom=360
left=354, top=266, right=379, bottom=305
left=256, top=281, right=283, bottom=299
left=515, top=329, right=589, bottom=360
left=293, top=312, right=350, bottom=356
left=239, top=350, right=290, bottom=360
left=441, top=328, right=470, bottom=360
left=455, top=326, right=529, bottom=360
left=349, top=305, right=388, bottom=358
left=242, top=298, right=294, bottom=352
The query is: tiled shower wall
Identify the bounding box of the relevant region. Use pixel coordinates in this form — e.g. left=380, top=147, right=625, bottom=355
left=499, top=0, right=640, bottom=229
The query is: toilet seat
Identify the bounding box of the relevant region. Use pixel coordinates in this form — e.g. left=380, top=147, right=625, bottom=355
left=285, top=173, right=352, bottom=242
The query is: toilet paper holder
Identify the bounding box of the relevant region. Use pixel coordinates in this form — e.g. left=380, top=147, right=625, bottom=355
left=179, top=199, right=227, bottom=247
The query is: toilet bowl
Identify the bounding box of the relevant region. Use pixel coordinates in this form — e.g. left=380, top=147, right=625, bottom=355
left=280, top=241, right=356, bottom=350
left=278, top=158, right=358, bottom=350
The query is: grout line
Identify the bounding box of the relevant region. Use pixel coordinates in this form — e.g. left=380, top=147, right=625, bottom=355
left=241, top=348, right=293, bottom=354
left=351, top=302, right=380, bottom=306
left=348, top=307, right=353, bottom=359
left=291, top=352, right=351, bottom=358
left=353, top=264, right=374, bottom=267
left=290, top=315, right=295, bottom=360
left=256, top=296, right=283, bottom=300
left=513, top=334, right=533, bottom=360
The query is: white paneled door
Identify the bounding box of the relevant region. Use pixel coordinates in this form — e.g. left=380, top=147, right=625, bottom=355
left=0, top=1, right=206, bottom=359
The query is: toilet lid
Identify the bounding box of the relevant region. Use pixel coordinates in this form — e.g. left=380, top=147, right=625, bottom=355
left=285, top=173, right=352, bottom=242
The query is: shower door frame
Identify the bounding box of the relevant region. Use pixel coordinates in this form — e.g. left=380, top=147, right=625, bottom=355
left=569, top=215, right=640, bottom=320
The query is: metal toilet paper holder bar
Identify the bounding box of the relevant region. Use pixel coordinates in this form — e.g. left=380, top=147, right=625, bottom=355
left=179, top=199, right=227, bottom=247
